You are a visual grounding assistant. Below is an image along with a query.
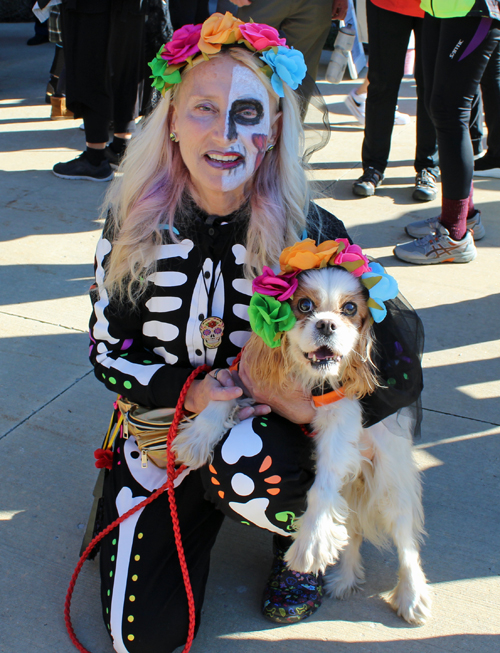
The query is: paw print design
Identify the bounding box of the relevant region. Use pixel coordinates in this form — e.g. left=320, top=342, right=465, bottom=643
left=204, top=414, right=313, bottom=536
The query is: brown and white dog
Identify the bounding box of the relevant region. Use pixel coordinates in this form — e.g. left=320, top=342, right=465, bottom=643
left=173, top=266, right=431, bottom=624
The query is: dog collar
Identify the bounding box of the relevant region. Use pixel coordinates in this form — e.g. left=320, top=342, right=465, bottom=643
left=311, top=387, right=345, bottom=407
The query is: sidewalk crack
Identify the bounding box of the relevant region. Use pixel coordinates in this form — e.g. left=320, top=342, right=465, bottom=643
left=0, top=370, right=93, bottom=441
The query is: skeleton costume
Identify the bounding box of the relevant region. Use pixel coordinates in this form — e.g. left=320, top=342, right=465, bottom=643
left=89, top=198, right=424, bottom=651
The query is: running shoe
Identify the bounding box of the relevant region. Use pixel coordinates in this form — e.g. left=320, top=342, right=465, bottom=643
left=473, top=153, right=500, bottom=178
left=405, top=209, right=485, bottom=241
left=352, top=167, right=384, bottom=197
left=344, top=90, right=411, bottom=126
left=412, top=169, right=438, bottom=202
left=394, top=224, right=477, bottom=264
left=52, top=152, right=114, bottom=182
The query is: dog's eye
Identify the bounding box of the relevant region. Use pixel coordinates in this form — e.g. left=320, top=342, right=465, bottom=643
left=342, top=302, right=357, bottom=316
left=297, top=298, right=314, bottom=313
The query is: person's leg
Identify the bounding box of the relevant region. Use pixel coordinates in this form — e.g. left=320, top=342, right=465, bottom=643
left=395, top=16, right=499, bottom=263
left=412, top=17, right=439, bottom=175
left=475, top=40, right=500, bottom=173
left=99, top=436, right=225, bottom=653
left=361, top=2, right=413, bottom=174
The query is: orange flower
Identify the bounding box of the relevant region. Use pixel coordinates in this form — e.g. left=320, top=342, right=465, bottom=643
left=198, top=12, right=244, bottom=55
left=279, top=238, right=341, bottom=273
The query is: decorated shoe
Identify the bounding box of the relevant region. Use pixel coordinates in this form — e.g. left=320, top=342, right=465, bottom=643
left=261, top=536, right=324, bottom=623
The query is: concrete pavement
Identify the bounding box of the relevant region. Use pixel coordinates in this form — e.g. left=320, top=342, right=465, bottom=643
left=0, top=23, right=499, bottom=653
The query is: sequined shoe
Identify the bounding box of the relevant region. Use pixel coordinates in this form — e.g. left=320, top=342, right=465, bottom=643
left=261, top=536, right=324, bottom=623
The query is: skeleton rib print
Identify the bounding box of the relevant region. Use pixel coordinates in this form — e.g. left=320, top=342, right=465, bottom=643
left=89, top=212, right=253, bottom=410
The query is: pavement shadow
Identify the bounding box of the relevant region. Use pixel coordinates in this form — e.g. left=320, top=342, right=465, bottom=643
left=0, top=263, right=93, bottom=304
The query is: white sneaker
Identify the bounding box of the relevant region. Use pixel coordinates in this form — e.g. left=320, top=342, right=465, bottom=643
left=394, top=106, right=411, bottom=125
left=344, top=89, right=366, bottom=125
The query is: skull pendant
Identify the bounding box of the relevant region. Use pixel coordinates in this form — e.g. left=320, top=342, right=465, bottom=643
left=200, top=317, right=224, bottom=349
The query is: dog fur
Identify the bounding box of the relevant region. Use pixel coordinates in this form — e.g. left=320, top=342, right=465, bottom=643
left=173, top=267, right=431, bottom=625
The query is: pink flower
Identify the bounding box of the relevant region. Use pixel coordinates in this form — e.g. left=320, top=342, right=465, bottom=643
left=161, top=24, right=202, bottom=64
left=252, top=266, right=298, bottom=301
left=333, top=240, right=371, bottom=277
left=240, top=23, right=287, bottom=51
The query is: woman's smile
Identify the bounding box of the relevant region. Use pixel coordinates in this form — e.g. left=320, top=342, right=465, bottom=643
left=204, top=151, right=245, bottom=169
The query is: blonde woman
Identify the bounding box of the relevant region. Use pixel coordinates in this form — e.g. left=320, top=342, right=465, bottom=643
left=89, top=14, right=422, bottom=652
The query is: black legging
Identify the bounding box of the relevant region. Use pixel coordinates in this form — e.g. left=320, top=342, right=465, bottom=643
left=422, top=15, right=500, bottom=200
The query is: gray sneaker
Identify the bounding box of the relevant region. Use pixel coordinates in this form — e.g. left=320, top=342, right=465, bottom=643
left=394, top=223, right=477, bottom=265
left=405, top=210, right=485, bottom=241
left=412, top=169, right=438, bottom=202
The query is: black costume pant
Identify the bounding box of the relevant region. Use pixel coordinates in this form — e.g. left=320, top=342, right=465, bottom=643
left=99, top=412, right=315, bottom=653
left=421, top=14, right=500, bottom=199
left=469, top=41, right=500, bottom=162
left=60, top=0, right=145, bottom=142
left=362, top=0, right=438, bottom=175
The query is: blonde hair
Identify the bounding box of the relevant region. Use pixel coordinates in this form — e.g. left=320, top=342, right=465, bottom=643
left=102, top=47, right=315, bottom=303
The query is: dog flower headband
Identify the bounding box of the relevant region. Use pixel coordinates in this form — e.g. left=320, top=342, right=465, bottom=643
left=248, top=239, right=399, bottom=348
left=149, top=12, right=307, bottom=98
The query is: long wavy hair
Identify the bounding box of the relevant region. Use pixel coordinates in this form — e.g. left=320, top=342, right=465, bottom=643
left=102, top=46, right=316, bottom=304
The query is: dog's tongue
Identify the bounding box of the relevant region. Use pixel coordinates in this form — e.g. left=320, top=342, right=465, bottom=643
left=308, top=346, right=333, bottom=360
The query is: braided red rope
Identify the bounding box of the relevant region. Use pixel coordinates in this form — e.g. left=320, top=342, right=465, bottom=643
left=64, top=364, right=210, bottom=653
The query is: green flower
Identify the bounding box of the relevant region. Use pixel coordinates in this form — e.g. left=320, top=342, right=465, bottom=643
left=248, top=293, right=296, bottom=348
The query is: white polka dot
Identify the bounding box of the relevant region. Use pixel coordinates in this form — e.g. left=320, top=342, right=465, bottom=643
left=231, top=473, right=255, bottom=496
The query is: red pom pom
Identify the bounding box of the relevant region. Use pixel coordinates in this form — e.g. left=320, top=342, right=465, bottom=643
left=94, top=448, right=114, bottom=470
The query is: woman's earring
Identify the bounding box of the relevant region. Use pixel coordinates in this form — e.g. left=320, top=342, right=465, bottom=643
left=170, top=132, right=177, bottom=142
left=266, top=144, right=274, bottom=152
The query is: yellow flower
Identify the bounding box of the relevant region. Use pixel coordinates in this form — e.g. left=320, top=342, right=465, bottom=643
left=279, top=239, right=341, bottom=273
left=198, top=12, right=244, bottom=55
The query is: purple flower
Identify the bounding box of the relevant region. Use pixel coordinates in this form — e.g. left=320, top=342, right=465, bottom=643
left=252, top=266, right=298, bottom=301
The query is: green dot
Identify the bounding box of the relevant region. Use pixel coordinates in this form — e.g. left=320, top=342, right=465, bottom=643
left=102, top=373, right=106, bottom=379
left=109, top=571, right=113, bottom=577
left=403, top=373, right=409, bottom=380
left=106, top=608, right=109, bottom=614
left=107, top=624, right=111, bottom=630
left=109, top=377, right=117, bottom=385
left=241, top=521, right=250, bottom=525
left=107, top=590, right=111, bottom=596
left=132, top=574, right=138, bottom=581
left=143, top=360, right=152, bottom=364
left=260, top=423, right=268, bottom=427
left=112, top=539, right=117, bottom=546
left=111, top=555, right=115, bottom=562
left=120, top=353, right=129, bottom=357
left=387, top=378, right=396, bottom=386
left=124, top=381, right=132, bottom=390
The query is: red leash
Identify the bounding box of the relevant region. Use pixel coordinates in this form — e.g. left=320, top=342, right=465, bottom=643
left=65, top=364, right=210, bottom=653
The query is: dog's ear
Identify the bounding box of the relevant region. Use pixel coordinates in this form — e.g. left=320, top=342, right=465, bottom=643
left=243, top=333, right=293, bottom=391
left=341, top=316, right=379, bottom=399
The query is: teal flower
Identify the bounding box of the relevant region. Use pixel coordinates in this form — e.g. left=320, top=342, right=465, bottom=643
left=260, top=46, right=307, bottom=97
left=248, top=292, right=296, bottom=348
left=361, top=262, right=399, bottom=323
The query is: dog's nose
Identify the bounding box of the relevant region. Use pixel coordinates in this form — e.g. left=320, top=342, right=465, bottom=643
left=316, top=319, right=336, bottom=335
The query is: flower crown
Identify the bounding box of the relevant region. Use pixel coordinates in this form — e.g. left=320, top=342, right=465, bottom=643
left=149, top=12, right=307, bottom=98
left=248, top=239, right=399, bottom=349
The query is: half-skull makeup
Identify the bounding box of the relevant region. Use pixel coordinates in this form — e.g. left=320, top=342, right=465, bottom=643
left=219, top=65, right=270, bottom=191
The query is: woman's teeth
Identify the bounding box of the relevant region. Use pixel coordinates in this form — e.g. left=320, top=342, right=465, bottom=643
left=207, top=153, right=240, bottom=161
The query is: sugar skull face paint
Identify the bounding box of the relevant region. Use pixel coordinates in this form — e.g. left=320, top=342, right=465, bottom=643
left=171, top=56, right=278, bottom=204
left=220, top=65, right=270, bottom=191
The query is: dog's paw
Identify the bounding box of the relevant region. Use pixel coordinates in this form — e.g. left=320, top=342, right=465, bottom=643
left=172, top=424, right=211, bottom=469
left=285, top=520, right=348, bottom=575
left=324, top=565, right=365, bottom=599
left=386, top=575, right=432, bottom=625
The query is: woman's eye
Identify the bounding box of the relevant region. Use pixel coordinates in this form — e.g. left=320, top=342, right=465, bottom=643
left=196, top=104, right=214, bottom=113
left=297, top=298, right=314, bottom=313
left=342, top=302, right=357, bottom=316
left=238, top=107, right=258, bottom=119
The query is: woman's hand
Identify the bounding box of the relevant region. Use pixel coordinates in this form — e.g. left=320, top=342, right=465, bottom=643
left=237, top=349, right=316, bottom=425
left=183, top=368, right=271, bottom=420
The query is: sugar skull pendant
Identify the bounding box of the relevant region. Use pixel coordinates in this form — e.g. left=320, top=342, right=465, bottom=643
left=200, top=317, right=224, bottom=349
